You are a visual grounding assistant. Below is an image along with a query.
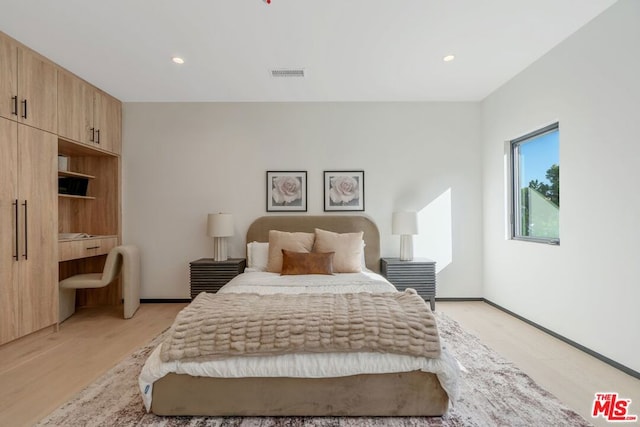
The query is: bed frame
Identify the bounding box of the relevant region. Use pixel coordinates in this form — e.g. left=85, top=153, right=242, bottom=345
left=151, top=215, right=449, bottom=416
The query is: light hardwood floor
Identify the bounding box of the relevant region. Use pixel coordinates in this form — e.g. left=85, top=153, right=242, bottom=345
left=0, top=303, right=186, bottom=427
left=437, top=301, right=640, bottom=427
left=0, top=301, right=638, bottom=427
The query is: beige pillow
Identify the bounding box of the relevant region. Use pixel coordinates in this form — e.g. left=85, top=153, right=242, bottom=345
left=266, top=230, right=315, bottom=273
left=312, top=228, right=363, bottom=273
left=281, top=250, right=334, bottom=275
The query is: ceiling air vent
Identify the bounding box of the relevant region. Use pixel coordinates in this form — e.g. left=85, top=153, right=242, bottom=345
left=271, top=68, right=305, bottom=78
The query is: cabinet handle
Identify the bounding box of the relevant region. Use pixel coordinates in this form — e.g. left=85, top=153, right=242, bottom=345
left=13, top=200, right=19, bottom=261
left=22, top=200, right=28, bottom=260
left=90, top=127, right=95, bottom=142
left=85, top=246, right=100, bottom=250
left=21, top=99, right=27, bottom=119
left=95, top=129, right=100, bottom=144
left=11, top=96, right=18, bottom=116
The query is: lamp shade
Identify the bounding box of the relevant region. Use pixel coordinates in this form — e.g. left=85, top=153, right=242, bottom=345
left=392, top=211, right=418, bottom=235
left=207, top=213, right=234, bottom=237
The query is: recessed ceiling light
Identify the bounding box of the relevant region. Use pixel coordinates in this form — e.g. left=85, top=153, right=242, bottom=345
left=172, top=57, right=185, bottom=64
left=443, top=55, right=455, bottom=62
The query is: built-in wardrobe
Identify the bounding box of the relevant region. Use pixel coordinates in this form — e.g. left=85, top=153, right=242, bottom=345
left=0, top=31, right=122, bottom=346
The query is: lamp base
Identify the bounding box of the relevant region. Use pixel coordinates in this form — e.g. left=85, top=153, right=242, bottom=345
left=213, top=237, right=228, bottom=261
left=399, top=234, right=413, bottom=261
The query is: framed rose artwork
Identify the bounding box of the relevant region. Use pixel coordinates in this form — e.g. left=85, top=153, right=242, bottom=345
left=266, top=171, right=307, bottom=212
left=324, top=170, right=365, bottom=211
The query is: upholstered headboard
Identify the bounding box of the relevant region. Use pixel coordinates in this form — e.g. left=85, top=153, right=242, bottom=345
left=246, top=215, right=380, bottom=272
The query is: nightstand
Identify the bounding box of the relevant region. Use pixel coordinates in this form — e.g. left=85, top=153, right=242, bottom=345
left=381, top=257, right=437, bottom=311
left=189, top=258, right=246, bottom=299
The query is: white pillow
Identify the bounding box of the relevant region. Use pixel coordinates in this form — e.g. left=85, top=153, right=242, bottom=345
left=360, top=241, right=367, bottom=270
left=246, top=241, right=269, bottom=271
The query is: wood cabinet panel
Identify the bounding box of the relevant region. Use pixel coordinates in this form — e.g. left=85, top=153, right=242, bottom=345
left=1, top=122, right=58, bottom=345
left=0, top=118, right=20, bottom=344
left=58, top=78, right=121, bottom=154
left=94, top=91, right=122, bottom=154
left=0, top=35, right=18, bottom=121
left=17, top=125, right=58, bottom=336
left=57, top=70, right=93, bottom=144
left=17, top=48, right=58, bottom=134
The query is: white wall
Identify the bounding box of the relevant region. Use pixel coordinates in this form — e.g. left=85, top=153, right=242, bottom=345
left=123, top=102, right=483, bottom=300
left=481, top=0, right=640, bottom=372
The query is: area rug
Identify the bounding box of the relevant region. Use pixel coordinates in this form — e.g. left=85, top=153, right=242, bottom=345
left=37, top=313, right=591, bottom=427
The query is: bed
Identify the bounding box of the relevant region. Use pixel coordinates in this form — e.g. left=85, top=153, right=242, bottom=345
left=139, top=215, right=459, bottom=416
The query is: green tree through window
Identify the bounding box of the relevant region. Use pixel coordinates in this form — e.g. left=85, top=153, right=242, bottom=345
left=511, top=123, right=559, bottom=243
left=528, top=164, right=559, bottom=207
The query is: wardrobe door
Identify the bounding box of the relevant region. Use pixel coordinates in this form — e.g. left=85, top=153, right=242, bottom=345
left=94, top=91, right=122, bottom=154
left=58, top=69, right=93, bottom=145
left=0, top=35, right=18, bottom=122
left=17, top=48, right=58, bottom=134
left=17, top=124, right=58, bottom=335
left=0, top=118, right=20, bottom=344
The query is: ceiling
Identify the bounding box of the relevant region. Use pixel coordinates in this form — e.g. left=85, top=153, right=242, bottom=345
left=0, top=0, right=618, bottom=102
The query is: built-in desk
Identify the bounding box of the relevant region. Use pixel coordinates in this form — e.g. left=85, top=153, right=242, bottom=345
left=58, top=236, right=118, bottom=262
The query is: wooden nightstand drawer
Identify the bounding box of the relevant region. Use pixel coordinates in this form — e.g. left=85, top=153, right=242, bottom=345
left=189, top=258, right=246, bottom=299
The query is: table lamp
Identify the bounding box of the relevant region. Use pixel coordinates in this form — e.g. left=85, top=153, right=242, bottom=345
left=392, top=211, right=418, bottom=261
left=207, top=213, right=234, bottom=261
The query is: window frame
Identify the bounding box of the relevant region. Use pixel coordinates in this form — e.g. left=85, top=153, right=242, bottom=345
left=509, top=122, right=560, bottom=245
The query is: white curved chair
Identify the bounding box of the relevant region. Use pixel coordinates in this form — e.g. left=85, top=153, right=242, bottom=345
left=59, top=245, right=141, bottom=322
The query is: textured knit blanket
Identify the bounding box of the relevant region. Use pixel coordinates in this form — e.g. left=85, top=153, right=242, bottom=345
left=160, top=289, right=441, bottom=363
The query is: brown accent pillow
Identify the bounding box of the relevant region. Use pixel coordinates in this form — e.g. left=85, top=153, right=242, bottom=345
left=281, top=250, right=334, bottom=275
left=312, top=228, right=364, bottom=273
left=266, top=230, right=315, bottom=273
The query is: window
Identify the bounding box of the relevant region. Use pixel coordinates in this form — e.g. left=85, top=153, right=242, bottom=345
left=511, top=123, right=559, bottom=244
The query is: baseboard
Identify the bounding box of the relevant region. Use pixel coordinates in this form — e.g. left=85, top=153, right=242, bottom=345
left=484, top=299, right=640, bottom=380
left=436, top=297, right=484, bottom=302
left=141, top=298, right=191, bottom=304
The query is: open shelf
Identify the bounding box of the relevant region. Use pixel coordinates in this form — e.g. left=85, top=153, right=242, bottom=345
left=58, top=137, right=118, bottom=256
left=58, top=137, right=117, bottom=158
left=58, top=170, right=95, bottom=179
left=58, top=194, right=96, bottom=200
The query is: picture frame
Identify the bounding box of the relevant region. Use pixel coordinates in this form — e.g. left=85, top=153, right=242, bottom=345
left=324, top=170, right=365, bottom=211
left=266, top=171, right=307, bottom=212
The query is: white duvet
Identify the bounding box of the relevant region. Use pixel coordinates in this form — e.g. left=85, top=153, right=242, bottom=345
left=139, top=271, right=460, bottom=411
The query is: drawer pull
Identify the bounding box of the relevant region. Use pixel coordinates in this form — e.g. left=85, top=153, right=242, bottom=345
left=86, top=246, right=100, bottom=250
